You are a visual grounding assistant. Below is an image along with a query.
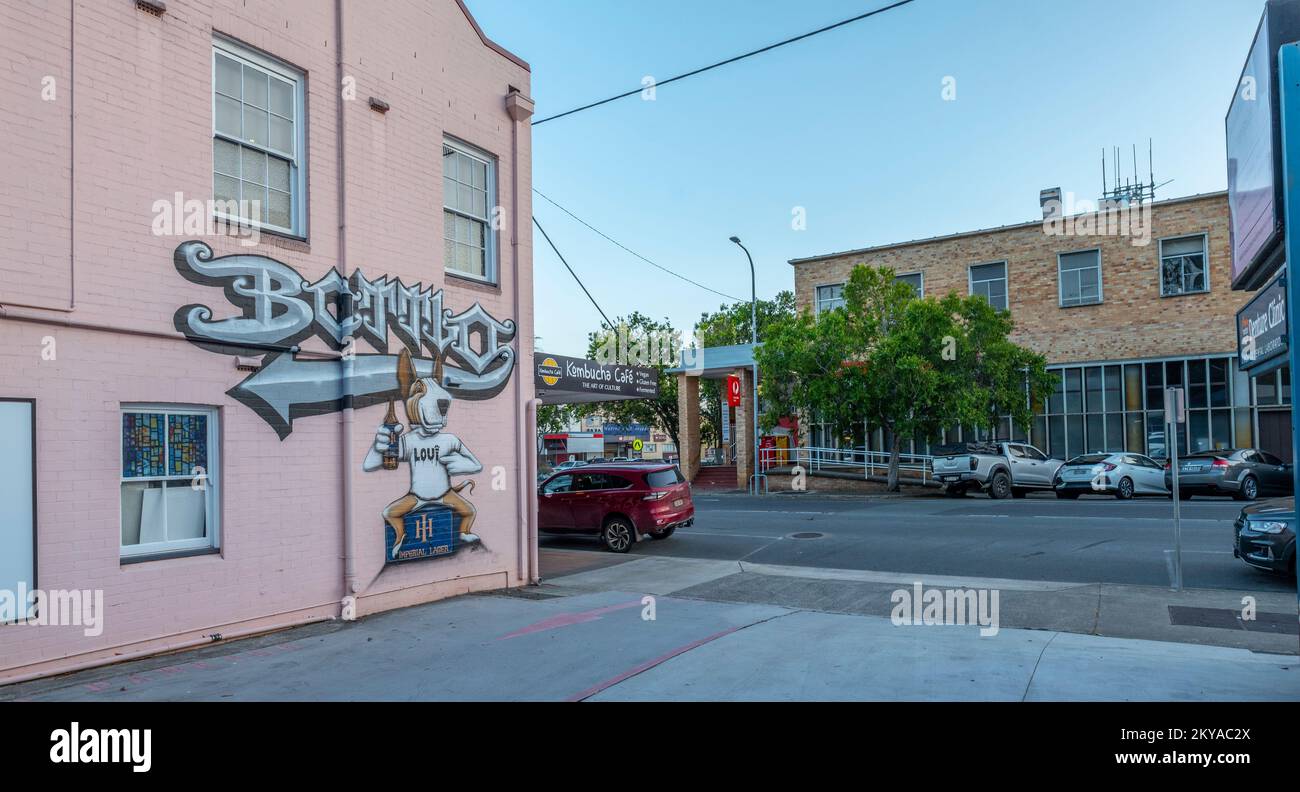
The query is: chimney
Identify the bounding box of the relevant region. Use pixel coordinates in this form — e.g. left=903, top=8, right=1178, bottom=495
left=1039, top=187, right=1063, bottom=220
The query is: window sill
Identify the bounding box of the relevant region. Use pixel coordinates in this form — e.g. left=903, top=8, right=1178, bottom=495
left=209, top=216, right=310, bottom=252
left=1160, top=290, right=1211, bottom=299
left=121, top=547, right=221, bottom=566
left=1059, top=300, right=1103, bottom=309
left=446, top=271, right=502, bottom=294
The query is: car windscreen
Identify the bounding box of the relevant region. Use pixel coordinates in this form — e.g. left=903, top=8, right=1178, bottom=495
left=1065, top=454, right=1111, bottom=465
left=645, top=468, right=684, bottom=488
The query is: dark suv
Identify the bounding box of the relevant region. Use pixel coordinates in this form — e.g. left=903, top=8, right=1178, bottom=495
left=538, top=464, right=694, bottom=553
left=1233, top=498, right=1296, bottom=577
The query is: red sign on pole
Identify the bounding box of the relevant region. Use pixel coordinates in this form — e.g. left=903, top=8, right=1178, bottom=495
left=726, top=375, right=742, bottom=407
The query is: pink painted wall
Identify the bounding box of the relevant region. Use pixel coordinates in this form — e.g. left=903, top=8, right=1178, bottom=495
left=0, top=0, right=534, bottom=682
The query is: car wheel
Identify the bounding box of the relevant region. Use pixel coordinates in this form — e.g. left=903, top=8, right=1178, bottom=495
left=1235, top=476, right=1259, bottom=502
left=1116, top=477, right=1134, bottom=500
left=601, top=517, right=635, bottom=553
left=989, top=471, right=1011, bottom=500
left=649, top=525, right=676, bottom=540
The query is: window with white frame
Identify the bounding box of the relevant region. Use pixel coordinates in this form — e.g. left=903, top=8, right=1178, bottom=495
left=120, top=407, right=220, bottom=559
left=1160, top=234, right=1209, bottom=296
left=815, top=283, right=846, bottom=315
left=896, top=272, right=923, bottom=297
left=213, top=39, right=306, bottom=235
left=969, top=262, right=1008, bottom=311
left=1058, top=249, right=1102, bottom=307
left=443, top=139, right=497, bottom=282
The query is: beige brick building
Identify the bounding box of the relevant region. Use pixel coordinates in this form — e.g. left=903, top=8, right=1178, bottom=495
left=790, top=191, right=1294, bottom=462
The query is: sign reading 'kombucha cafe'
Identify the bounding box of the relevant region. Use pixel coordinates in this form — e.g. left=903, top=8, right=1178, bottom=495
left=534, top=354, right=658, bottom=401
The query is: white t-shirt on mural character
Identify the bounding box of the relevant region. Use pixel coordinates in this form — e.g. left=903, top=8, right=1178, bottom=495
left=400, top=431, right=473, bottom=500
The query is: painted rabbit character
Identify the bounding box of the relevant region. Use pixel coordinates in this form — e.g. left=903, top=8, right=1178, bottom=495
left=364, top=348, right=482, bottom=559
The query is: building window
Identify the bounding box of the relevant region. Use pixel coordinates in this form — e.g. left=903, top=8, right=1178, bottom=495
left=1160, top=234, right=1208, bottom=296
left=969, top=262, right=1007, bottom=311
left=0, top=400, right=35, bottom=621
left=896, top=272, right=924, bottom=297
left=121, top=407, right=220, bottom=559
left=1058, top=249, right=1102, bottom=307
left=815, top=283, right=846, bottom=315
left=213, top=38, right=306, bottom=236
left=443, top=139, right=497, bottom=283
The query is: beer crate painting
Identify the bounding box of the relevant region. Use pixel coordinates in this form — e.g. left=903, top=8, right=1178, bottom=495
left=386, top=503, right=462, bottom=563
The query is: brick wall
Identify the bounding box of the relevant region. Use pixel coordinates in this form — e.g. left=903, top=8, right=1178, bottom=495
left=792, top=193, right=1243, bottom=365
left=0, top=0, right=533, bottom=682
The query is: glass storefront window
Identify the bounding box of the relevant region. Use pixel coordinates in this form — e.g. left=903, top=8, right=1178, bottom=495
left=1210, top=359, right=1229, bottom=408
left=1125, top=365, right=1143, bottom=411
left=1047, top=371, right=1064, bottom=414
left=1145, top=362, right=1163, bottom=409
left=1086, top=414, right=1105, bottom=452
left=1189, top=410, right=1210, bottom=453
left=1187, top=359, right=1207, bottom=409
left=1146, top=411, right=1166, bottom=459
left=1258, top=372, right=1278, bottom=405
left=1085, top=367, right=1103, bottom=413
left=1126, top=412, right=1145, bottom=453
left=1065, top=369, right=1083, bottom=413
left=1211, top=409, right=1232, bottom=451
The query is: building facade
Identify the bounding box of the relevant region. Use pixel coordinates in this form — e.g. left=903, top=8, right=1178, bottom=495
left=0, top=0, right=536, bottom=683
left=790, top=191, right=1293, bottom=463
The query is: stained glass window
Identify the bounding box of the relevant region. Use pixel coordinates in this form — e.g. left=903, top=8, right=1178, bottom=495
left=122, top=413, right=166, bottom=477
left=168, top=414, right=208, bottom=476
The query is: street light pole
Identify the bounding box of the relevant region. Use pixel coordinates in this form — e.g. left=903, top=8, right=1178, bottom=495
left=730, top=236, right=765, bottom=495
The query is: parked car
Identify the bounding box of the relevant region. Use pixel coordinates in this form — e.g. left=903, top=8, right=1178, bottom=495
left=1163, top=449, right=1293, bottom=501
left=588, top=457, right=610, bottom=464
left=553, top=459, right=587, bottom=472
left=932, top=441, right=1064, bottom=499
left=1233, top=497, right=1296, bottom=577
left=1053, top=453, right=1168, bottom=499
left=537, top=463, right=694, bottom=553
left=611, top=456, right=632, bottom=462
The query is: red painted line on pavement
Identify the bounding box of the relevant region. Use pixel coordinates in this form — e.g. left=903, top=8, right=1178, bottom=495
left=498, top=599, right=645, bottom=640
left=565, top=625, right=743, bottom=702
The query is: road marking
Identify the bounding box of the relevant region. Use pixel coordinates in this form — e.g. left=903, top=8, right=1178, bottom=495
left=678, top=531, right=782, bottom=540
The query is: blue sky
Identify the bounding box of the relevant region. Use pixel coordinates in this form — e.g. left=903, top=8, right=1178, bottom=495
left=463, top=0, right=1266, bottom=356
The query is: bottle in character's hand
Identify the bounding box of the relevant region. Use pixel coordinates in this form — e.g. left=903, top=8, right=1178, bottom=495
left=382, top=400, right=401, bottom=471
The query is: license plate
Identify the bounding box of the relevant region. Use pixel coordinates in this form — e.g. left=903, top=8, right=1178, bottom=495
left=939, top=475, right=956, bottom=482
left=673, top=499, right=684, bottom=507
left=1181, top=465, right=1198, bottom=473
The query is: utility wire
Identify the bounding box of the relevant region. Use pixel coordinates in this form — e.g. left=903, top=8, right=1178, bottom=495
left=534, top=188, right=744, bottom=303
left=533, top=0, right=918, bottom=126
left=533, top=215, right=615, bottom=330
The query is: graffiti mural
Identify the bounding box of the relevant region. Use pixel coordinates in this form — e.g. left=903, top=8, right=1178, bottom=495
left=172, top=240, right=514, bottom=565
left=363, top=349, right=483, bottom=561
left=172, top=241, right=517, bottom=439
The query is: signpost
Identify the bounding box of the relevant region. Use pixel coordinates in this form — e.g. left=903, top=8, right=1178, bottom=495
left=1165, top=387, right=1187, bottom=592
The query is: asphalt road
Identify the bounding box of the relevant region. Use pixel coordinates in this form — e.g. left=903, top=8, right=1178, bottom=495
left=539, top=491, right=1299, bottom=594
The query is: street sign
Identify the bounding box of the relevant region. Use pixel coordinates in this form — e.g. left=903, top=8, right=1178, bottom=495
left=726, top=375, right=742, bottom=407
left=632, top=439, right=644, bottom=453
left=1163, top=387, right=1186, bottom=425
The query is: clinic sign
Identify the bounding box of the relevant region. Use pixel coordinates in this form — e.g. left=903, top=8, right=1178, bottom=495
left=1238, top=271, right=1288, bottom=372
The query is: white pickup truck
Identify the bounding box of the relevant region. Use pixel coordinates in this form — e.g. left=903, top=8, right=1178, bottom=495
left=932, top=441, right=1065, bottom=499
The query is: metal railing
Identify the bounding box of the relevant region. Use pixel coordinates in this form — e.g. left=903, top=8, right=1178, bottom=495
left=759, top=446, right=935, bottom=484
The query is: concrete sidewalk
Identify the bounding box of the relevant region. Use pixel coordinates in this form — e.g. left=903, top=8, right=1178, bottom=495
left=2, top=552, right=1297, bottom=702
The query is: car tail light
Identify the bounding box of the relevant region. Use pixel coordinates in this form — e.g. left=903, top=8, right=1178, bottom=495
left=1102, top=463, right=1117, bottom=472
left=1212, top=458, right=1230, bottom=469
left=969, top=457, right=978, bottom=471
left=643, top=492, right=667, bottom=501
left=1163, top=461, right=1171, bottom=470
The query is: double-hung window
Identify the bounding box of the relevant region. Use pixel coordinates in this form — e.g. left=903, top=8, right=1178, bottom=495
left=969, top=262, right=1008, bottom=311
left=443, top=139, right=498, bottom=283
left=121, top=406, right=220, bottom=560
left=1058, top=249, right=1102, bottom=307
left=815, top=283, right=846, bottom=315
left=213, top=38, right=306, bottom=236
left=1160, top=234, right=1209, bottom=296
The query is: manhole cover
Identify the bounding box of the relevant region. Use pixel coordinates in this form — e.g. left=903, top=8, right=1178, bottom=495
left=789, top=532, right=825, bottom=540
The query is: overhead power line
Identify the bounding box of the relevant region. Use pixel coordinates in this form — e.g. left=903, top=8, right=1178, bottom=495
left=532, top=0, right=918, bottom=126
left=533, top=188, right=744, bottom=303
left=532, top=215, right=615, bottom=330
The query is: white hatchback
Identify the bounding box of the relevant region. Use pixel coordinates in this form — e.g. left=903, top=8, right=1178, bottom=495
left=1054, top=453, right=1169, bottom=500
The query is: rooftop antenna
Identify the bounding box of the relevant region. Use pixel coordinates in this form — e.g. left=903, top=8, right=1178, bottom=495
left=1101, top=138, right=1160, bottom=205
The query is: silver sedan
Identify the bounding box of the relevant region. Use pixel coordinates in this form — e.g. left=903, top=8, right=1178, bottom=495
left=1053, top=453, right=1169, bottom=500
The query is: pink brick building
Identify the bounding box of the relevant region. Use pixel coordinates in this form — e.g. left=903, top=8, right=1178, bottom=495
left=0, top=0, right=537, bottom=683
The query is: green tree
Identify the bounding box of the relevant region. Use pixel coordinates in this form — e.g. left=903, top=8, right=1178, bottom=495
left=757, top=264, right=1053, bottom=492
left=575, top=312, right=683, bottom=451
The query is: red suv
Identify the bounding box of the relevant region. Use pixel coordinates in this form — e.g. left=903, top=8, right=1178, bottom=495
left=538, top=464, right=695, bottom=553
